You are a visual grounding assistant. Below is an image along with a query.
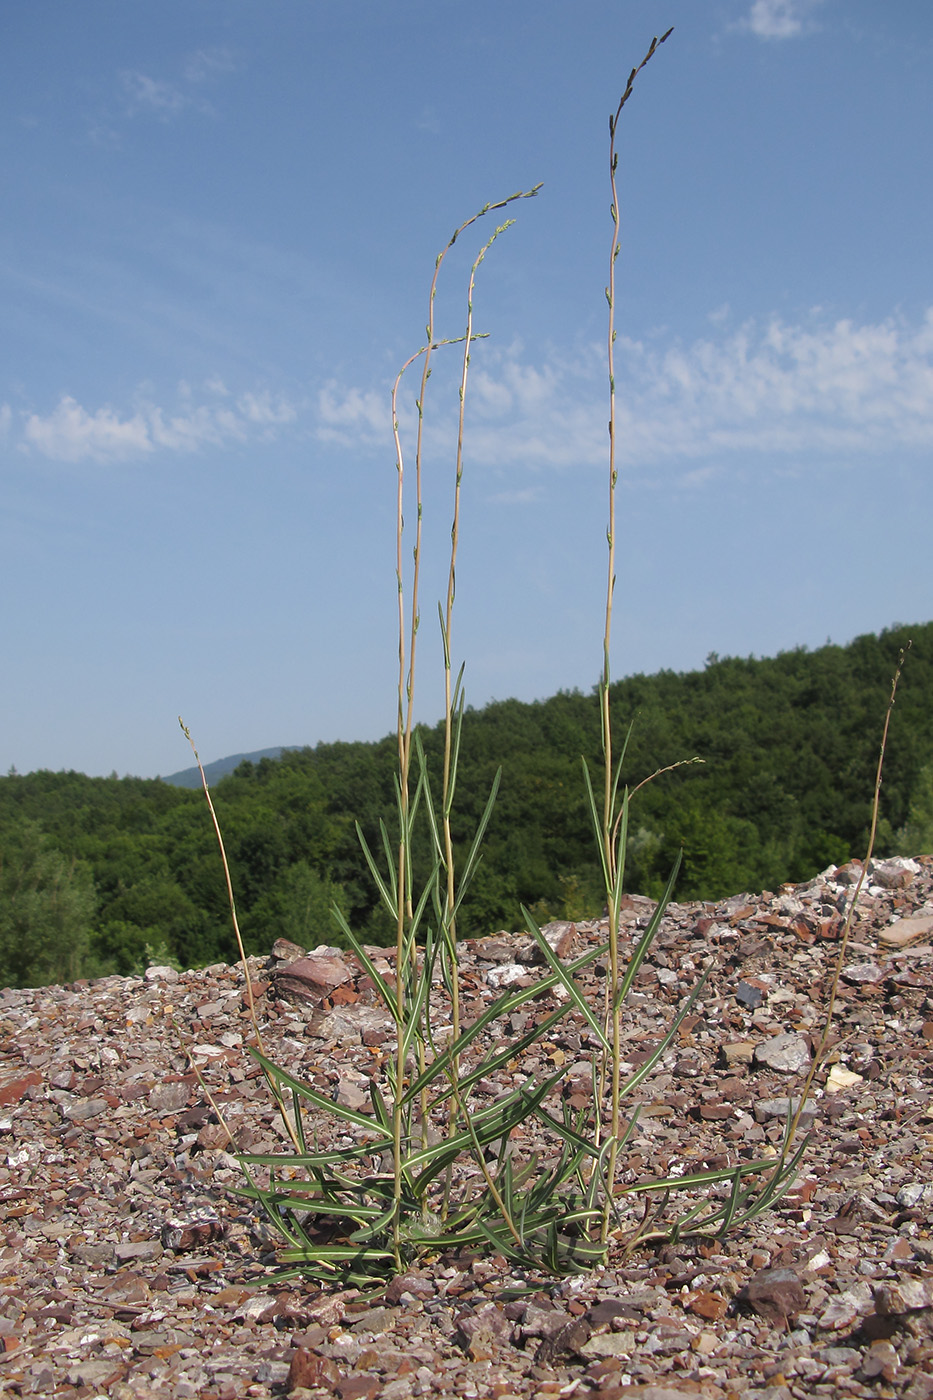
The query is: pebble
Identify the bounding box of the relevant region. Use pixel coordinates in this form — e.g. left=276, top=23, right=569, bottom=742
left=0, top=854, right=931, bottom=1398
left=754, top=1033, right=811, bottom=1074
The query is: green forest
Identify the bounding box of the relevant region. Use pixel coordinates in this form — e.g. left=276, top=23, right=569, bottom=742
left=2, top=622, right=931, bottom=989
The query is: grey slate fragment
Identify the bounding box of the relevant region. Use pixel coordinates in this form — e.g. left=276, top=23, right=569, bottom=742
left=754, top=1032, right=811, bottom=1073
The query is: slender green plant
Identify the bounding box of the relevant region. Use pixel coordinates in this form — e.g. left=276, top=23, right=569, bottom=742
left=524, top=29, right=803, bottom=1254
left=190, top=34, right=812, bottom=1287
left=598, top=28, right=674, bottom=1240
left=229, top=188, right=631, bottom=1282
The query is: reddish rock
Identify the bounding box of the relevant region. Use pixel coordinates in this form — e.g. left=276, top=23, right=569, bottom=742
left=329, top=984, right=362, bottom=1006
left=100, top=1272, right=151, bottom=1306
left=686, top=1289, right=729, bottom=1321
left=871, top=859, right=917, bottom=889
left=739, top=1267, right=806, bottom=1326
left=0, top=1071, right=41, bottom=1105
left=161, top=1216, right=226, bottom=1251
left=588, top=1300, right=636, bottom=1326
left=274, top=953, right=357, bottom=1003
left=694, top=1101, right=733, bottom=1121
left=385, top=1271, right=436, bottom=1303
left=287, top=1346, right=340, bottom=1392
left=455, top=1301, right=512, bottom=1359
left=878, top=914, right=933, bottom=948
left=874, top=1278, right=933, bottom=1314
left=62, top=1096, right=111, bottom=1121
left=335, top=1377, right=380, bottom=1400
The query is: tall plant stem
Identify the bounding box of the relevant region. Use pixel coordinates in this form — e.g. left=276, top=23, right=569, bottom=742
left=442, top=216, right=522, bottom=1092
left=389, top=186, right=540, bottom=1260
left=178, top=718, right=301, bottom=1154
left=600, top=28, right=672, bottom=1243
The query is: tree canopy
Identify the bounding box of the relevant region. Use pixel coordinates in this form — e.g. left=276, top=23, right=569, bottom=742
left=1, top=622, right=930, bottom=988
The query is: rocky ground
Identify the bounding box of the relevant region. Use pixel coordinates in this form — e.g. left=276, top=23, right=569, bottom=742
left=1, top=854, right=932, bottom=1400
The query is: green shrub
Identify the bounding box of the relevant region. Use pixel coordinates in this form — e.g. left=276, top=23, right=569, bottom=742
left=0, top=821, right=95, bottom=988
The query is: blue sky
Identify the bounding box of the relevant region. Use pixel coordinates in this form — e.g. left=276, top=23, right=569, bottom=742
left=2, top=0, right=931, bottom=779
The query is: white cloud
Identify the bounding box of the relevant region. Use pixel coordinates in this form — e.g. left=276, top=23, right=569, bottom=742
left=120, top=72, right=193, bottom=122
left=316, top=382, right=388, bottom=447
left=147, top=404, right=245, bottom=453
left=237, top=390, right=298, bottom=426
left=0, top=403, right=11, bottom=436
left=22, top=397, right=152, bottom=462
left=118, top=48, right=235, bottom=126
left=22, top=308, right=932, bottom=476
left=19, top=387, right=300, bottom=464
left=317, top=307, right=933, bottom=479
left=182, top=47, right=237, bottom=84
left=738, top=0, right=824, bottom=40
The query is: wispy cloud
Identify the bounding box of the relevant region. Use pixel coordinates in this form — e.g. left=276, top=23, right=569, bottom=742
left=120, top=71, right=194, bottom=123
left=182, top=47, right=237, bottom=85
left=317, top=307, right=933, bottom=478
left=19, top=384, right=298, bottom=464
left=237, top=390, right=298, bottom=426
left=737, top=0, right=824, bottom=40
left=22, top=397, right=153, bottom=462
left=18, top=308, right=933, bottom=474
left=316, top=382, right=388, bottom=448
left=118, top=46, right=238, bottom=126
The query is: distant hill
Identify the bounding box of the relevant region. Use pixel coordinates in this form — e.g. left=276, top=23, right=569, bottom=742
left=1, top=620, right=930, bottom=989
left=161, top=746, right=300, bottom=789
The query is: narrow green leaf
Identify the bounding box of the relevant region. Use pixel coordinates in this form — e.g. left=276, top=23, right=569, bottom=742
left=355, top=821, right=396, bottom=918
left=415, top=736, right=445, bottom=865
left=615, top=966, right=709, bottom=1098
left=400, top=944, right=605, bottom=1108
left=470, top=1213, right=528, bottom=1268
left=410, top=1074, right=562, bottom=1191
left=529, top=1105, right=603, bottom=1160
left=611, top=849, right=683, bottom=1012
left=278, top=1243, right=395, bottom=1264
left=330, top=908, right=400, bottom=1019
left=609, top=790, right=629, bottom=909
left=452, top=768, right=502, bottom=914
left=258, top=1191, right=390, bottom=1227
left=245, top=1046, right=387, bottom=1135
left=618, top=1153, right=792, bottom=1195
left=238, top=1139, right=390, bottom=1171
left=292, top=1088, right=307, bottom=1155
left=523, top=908, right=610, bottom=1050
left=580, top=758, right=611, bottom=890
left=369, top=1081, right=392, bottom=1132
left=451, top=1004, right=570, bottom=1099
left=608, top=717, right=636, bottom=821
left=445, top=675, right=466, bottom=815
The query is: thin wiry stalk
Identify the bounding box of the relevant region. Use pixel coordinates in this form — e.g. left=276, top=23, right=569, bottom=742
left=178, top=717, right=301, bottom=1155
left=600, top=27, right=673, bottom=1244
left=389, top=186, right=540, bottom=1264
left=393, top=188, right=541, bottom=820
left=788, top=644, right=910, bottom=1147
left=611, top=755, right=704, bottom=851
left=200, top=40, right=824, bottom=1279
left=441, top=214, right=525, bottom=1120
